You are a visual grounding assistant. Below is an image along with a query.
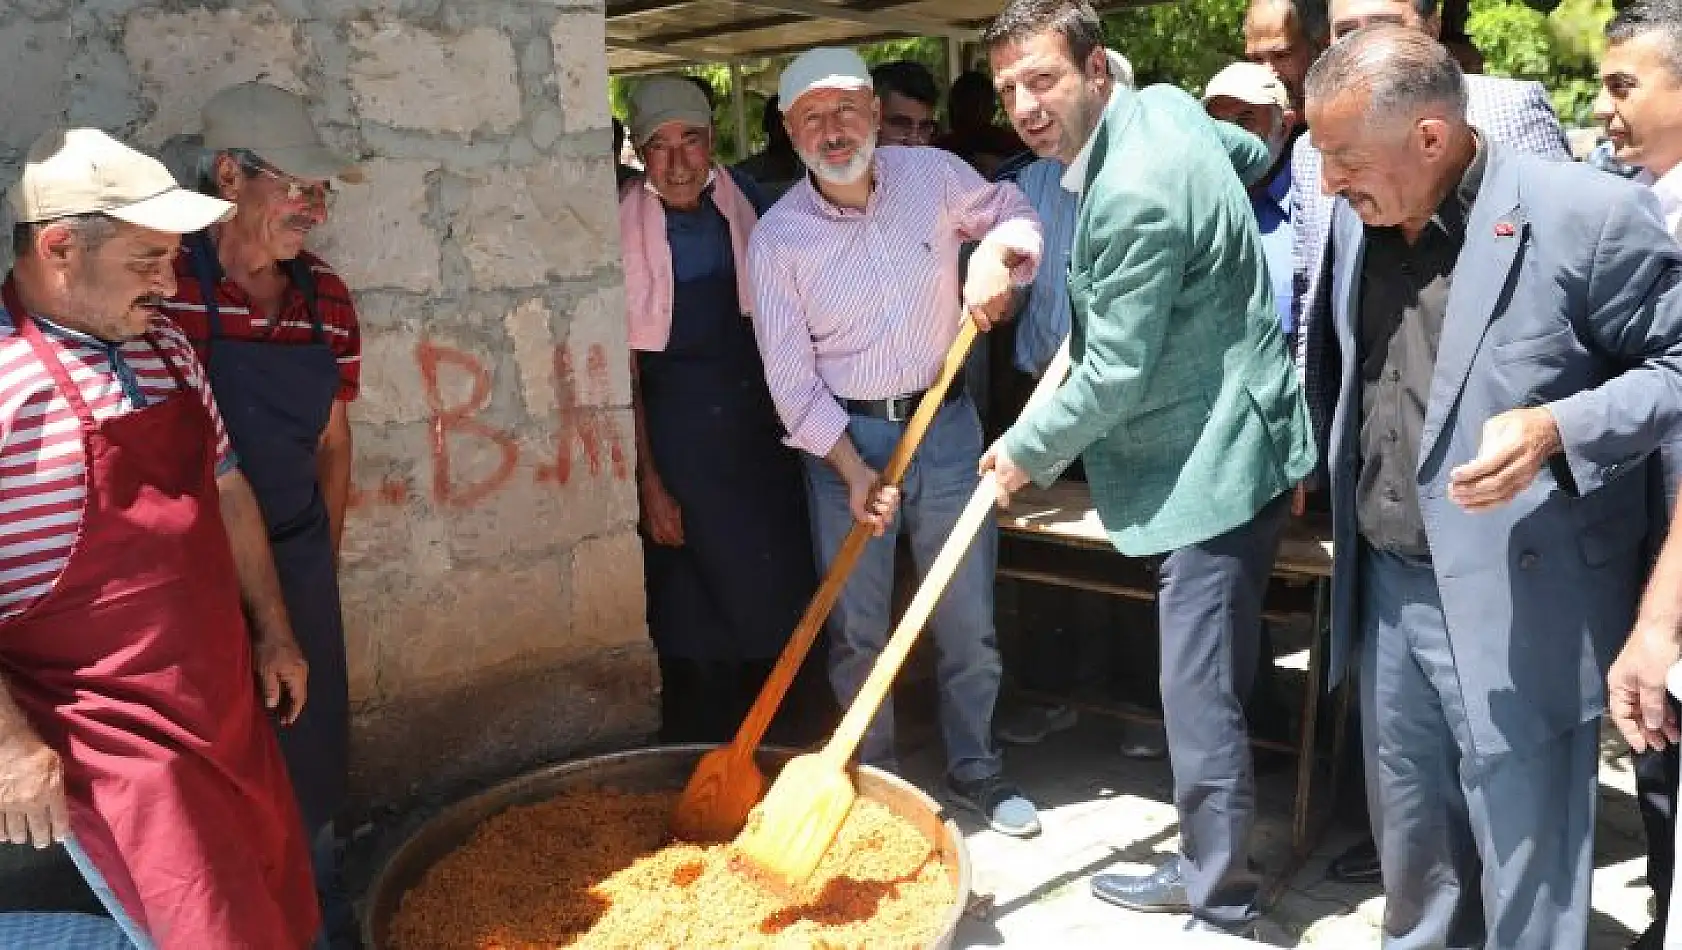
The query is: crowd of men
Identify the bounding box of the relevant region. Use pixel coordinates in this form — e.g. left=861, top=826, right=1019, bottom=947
left=627, top=0, right=1682, bottom=946
left=4, top=0, right=1682, bottom=945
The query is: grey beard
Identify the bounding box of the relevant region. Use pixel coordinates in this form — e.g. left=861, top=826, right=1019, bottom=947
left=799, top=137, right=875, bottom=186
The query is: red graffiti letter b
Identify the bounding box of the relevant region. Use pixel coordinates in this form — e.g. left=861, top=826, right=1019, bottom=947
left=416, top=340, right=520, bottom=507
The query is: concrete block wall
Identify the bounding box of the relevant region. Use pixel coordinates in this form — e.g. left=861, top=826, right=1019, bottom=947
left=0, top=0, right=657, bottom=809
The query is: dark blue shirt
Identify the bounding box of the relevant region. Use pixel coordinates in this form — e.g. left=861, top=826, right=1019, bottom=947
left=664, top=167, right=769, bottom=284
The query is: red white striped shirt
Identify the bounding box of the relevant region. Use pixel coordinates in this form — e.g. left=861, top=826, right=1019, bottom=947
left=162, top=244, right=362, bottom=402
left=0, top=306, right=236, bottom=619
left=748, top=146, right=1041, bottom=458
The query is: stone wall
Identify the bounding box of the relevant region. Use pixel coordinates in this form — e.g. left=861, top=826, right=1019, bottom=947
left=0, top=0, right=657, bottom=809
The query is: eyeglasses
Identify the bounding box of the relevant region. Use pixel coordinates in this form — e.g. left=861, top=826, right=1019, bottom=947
left=884, top=116, right=940, bottom=140
left=241, top=155, right=334, bottom=208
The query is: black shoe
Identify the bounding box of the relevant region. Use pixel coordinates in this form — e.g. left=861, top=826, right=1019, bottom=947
left=1327, top=837, right=1381, bottom=885
left=1090, top=857, right=1191, bottom=913
left=945, top=775, right=1042, bottom=837
left=1185, top=916, right=1258, bottom=939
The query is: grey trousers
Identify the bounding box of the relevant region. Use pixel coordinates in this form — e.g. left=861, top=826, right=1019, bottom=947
left=1359, top=546, right=1598, bottom=950
left=1158, top=492, right=1290, bottom=928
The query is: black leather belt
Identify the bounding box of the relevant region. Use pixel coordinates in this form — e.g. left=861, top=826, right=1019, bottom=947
left=842, top=379, right=964, bottom=422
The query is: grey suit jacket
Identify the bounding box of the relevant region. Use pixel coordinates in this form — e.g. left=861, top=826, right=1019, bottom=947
left=1319, top=143, right=1682, bottom=756
left=1297, top=74, right=1570, bottom=450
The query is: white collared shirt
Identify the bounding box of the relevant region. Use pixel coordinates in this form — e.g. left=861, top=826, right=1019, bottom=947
left=1640, top=163, right=1682, bottom=240
left=1060, top=126, right=1097, bottom=196
left=1058, top=50, right=1131, bottom=196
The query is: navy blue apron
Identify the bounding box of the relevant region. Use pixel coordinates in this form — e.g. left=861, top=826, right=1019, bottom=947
left=188, top=234, right=348, bottom=834
left=637, top=269, right=816, bottom=662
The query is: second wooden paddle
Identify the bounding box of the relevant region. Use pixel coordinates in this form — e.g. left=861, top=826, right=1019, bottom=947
left=669, top=317, right=981, bottom=842
left=732, top=339, right=1073, bottom=888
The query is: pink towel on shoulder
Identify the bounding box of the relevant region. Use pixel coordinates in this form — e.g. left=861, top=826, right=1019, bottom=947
left=620, top=166, right=759, bottom=353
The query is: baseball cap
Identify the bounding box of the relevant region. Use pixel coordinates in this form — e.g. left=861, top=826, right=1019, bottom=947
left=1202, top=62, right=1290, bottom=112
left=629, top=77, right=713, bottom=146
left=778, top=48, right=872, bottom=113
left=1106, top=49, right=1136, bottom=90
left=202, top=82, right=363, bottom=183
left=8, top=128, right=234, bottom=233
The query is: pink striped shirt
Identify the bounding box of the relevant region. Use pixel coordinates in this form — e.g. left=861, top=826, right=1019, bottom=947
left=0, top=306, right=235, bottom=619
left=748, top=146, right=1042, bottom=458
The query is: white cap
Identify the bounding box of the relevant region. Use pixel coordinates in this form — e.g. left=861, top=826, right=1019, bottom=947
left=1202, top=62, right=1290, bottom=112
left=1106, top=49, right=1136, bottom=90
left=9, top=128, right=234, bottom=233
left=778, top=48, right=872, bottom=113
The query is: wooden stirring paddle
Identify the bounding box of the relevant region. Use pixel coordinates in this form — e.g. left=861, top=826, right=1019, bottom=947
left=731, top=339, right=1073, bottom=888
left=669, top=317, right=982, bottom=843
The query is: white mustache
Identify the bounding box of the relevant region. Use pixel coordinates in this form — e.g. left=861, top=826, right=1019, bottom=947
left=797, top=138, right=874, bottom=186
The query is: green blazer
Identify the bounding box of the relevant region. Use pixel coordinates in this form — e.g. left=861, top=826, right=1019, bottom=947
left=1001, top=84, right=1316, bottom=556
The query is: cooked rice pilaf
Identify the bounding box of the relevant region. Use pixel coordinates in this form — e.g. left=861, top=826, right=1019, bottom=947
left=389, top=788, right=955, bottom=949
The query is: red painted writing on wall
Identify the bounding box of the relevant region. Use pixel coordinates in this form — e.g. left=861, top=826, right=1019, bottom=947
left=349, top=338, right=631, bottom=511
left=535, top=343, right=629, bottom=487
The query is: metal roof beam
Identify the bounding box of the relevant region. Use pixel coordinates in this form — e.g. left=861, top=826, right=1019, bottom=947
left=612, top=58, right=707, bottom=76
left=605, top=36, right=741, bottom=64
left=637, top=14, right=803, bottom=45
left=606, top=0, right=702, bottom=18
left=609, top=0, right=1177, bottom=74
left=695, top=28, right=919, bottom=60
left=727, top=0, right=979, bottom=39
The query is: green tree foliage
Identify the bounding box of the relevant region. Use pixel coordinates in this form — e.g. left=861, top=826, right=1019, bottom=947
left=1100, top=0, right=1249, bottom=92
left=857, top=36, right=949, bottom=75
left=1549, top=0, right=1612, bottom=68
left=1468, top=0, right=1613, bottom=125
left=1468, top=0, right=1556, bottom=79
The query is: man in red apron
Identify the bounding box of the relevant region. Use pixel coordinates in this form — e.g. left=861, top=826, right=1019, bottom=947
left=0, top=127, right=319, bottom=948
left=160, top=82, right=363, bottom=947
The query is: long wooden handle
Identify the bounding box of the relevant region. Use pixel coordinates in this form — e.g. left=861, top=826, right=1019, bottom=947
left=879, top=319, right=979, bottom=485
left=728, top=318, right=982, bottom=752
left=821, top=337, right=1074, bottom=765
left=823, top=472, right=998, bottom=763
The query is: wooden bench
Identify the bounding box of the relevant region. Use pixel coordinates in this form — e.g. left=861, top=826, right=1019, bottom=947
left=996, top=481, right=1349, bottom=883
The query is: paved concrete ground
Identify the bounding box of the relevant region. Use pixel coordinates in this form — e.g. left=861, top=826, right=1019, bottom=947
left=894, top=711, right=1655, bottom=949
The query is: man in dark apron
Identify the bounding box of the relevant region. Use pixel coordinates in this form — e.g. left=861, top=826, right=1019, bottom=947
left=157, top=82, right=363, bottom=949
left=620, top=78, right=827, bottom=747
left=0, top=128, right=318, bottom=947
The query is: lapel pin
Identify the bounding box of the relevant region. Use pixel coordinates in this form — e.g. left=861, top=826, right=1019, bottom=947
left=1494, top=221, right=1516, bottom=237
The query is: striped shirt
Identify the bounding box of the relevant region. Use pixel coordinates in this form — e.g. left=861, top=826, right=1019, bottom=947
left=162, top=242, right=362, bottom=401
left=0, top=304, right=236, bottom=619
left=748, top=146, right=1042, bottom=458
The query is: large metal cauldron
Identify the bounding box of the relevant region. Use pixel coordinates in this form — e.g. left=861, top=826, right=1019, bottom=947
left=362, top=744, right=973, bottom=949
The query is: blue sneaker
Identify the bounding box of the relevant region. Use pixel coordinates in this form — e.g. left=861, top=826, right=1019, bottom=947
left=946, top=775, right=1041, bottom=837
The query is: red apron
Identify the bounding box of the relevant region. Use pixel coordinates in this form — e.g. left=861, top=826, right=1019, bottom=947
left=0, top=280, right=319, bottom=949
